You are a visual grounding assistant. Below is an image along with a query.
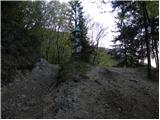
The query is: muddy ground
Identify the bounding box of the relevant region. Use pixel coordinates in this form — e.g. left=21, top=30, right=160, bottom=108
left=1, top=60, right=159, bottom=119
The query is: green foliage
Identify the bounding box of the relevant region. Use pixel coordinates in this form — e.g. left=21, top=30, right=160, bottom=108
left=93, top=47, right=117, bottom=67
left=111, top=1, right=159, bottom=69
left=2, top=1, right=43, bottom=85
left=37, top=28, right=72, bottom=64
left=40, top=1, right=72, bottom=65
left=98, top=48, right=118, bottom=67
left=146, top=1, right=159, bottom=18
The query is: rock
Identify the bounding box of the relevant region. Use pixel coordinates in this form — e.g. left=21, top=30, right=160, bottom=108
left=26, top=98, right=37, bottom=106
left=118, top=107, right=122, bottom=112
left=17, top=103, right=22, bottom=107
left=129, top=79, right=138, bottom=83
left=21, top=94, right=26, bottom=99
left=21, top=106, right=30, bottom=111
left=104, top=103, right=110, bottom=108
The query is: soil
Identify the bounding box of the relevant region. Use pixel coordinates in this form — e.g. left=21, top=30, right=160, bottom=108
left=1, top=61, right=159, bottom=119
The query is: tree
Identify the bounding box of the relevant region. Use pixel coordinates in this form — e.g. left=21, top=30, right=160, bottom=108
left=111, top=1, right=142, bottom=67
left=68, top=0, right=94, bottom=62
left=141, top=1, right=151, bottom=77
left=2, top=1, right=43, bottom=84
left=145, top=1, right=159, bottom=69
left=87, top=19, right=107, bottom=64
left=40, top=1, right=71, bottom=64
left=111, top=1, right=159, bottom=77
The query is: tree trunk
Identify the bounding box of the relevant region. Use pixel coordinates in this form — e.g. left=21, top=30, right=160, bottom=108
left=56, top=26, right=60, bottom=64
left=151, top=18, right=159, bottom=69
left=154, top=40, right=159, bottom=68
left=92, top=51, right=97, bottom=65
left=142, top=2, right=151, bottom=77
left=93, top=41, right=99, bottom=65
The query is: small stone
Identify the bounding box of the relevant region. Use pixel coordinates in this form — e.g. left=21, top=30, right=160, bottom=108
left=129, top=79, right=138, bottom=83
left=26, top=99, right=36, bottom=106
left=21, top=106, right=29, bottom=111
left=118, top=107, right=122, bottom=111
left=21, top=94, right=26, bottom=98
left=17, top=103, right=22, bottom=107
left=105, top=103, right=110, bottom=108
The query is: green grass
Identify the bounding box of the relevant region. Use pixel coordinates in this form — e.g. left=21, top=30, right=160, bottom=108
left=96, top=47, right=118, bottom=67
left=98, top=53, right=118, bottom=67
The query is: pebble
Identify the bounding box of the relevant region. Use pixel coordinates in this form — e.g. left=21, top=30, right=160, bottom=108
left=21, top=106, right=29, bottom=111
left=17, top=103, right=22, bottom=107
left=105, top=104, right=110, bottom=108
left=118, top=107, right=122, bottom=112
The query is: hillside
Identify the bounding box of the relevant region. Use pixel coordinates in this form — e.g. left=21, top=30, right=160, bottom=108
left=1, top=60, right=159, bottom=119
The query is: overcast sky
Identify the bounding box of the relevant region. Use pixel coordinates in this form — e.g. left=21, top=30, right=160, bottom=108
left=81, top=0, right=117, bottom=48
left=58, top=0, right=117, bottom=48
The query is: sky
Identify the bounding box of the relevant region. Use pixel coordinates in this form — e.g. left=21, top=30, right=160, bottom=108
left=81, top=0, right=117, bottom=48
left=58, top=0, right=117, bottom=48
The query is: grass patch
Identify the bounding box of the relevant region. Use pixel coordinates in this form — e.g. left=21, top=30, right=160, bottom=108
left=98, top=53, right=118, bottom=67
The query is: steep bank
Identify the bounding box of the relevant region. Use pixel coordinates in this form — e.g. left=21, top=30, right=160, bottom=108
left=1, top=59, right=60, bottom=118
left=1, top=61, right=159, bottom=119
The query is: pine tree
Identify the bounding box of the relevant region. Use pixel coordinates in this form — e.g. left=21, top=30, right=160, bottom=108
left=111, top=1, right=141, bottom=67
left=68, top=0, right=93, bottom=62
left=111, top=1, right=159, bottom=77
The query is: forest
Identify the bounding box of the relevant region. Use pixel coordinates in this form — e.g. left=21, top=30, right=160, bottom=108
left=1, top=0, right=159, bottom=119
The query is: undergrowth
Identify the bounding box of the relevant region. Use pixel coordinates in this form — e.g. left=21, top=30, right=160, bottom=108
left=56, top=60, right=91, bottom=86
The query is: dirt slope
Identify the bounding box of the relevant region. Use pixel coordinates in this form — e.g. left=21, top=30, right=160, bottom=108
left=1, top=59, right=60, bottom=118
left=45, top=66, right=158, bottom=119
left=1, top=62, right=159, bottom=119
